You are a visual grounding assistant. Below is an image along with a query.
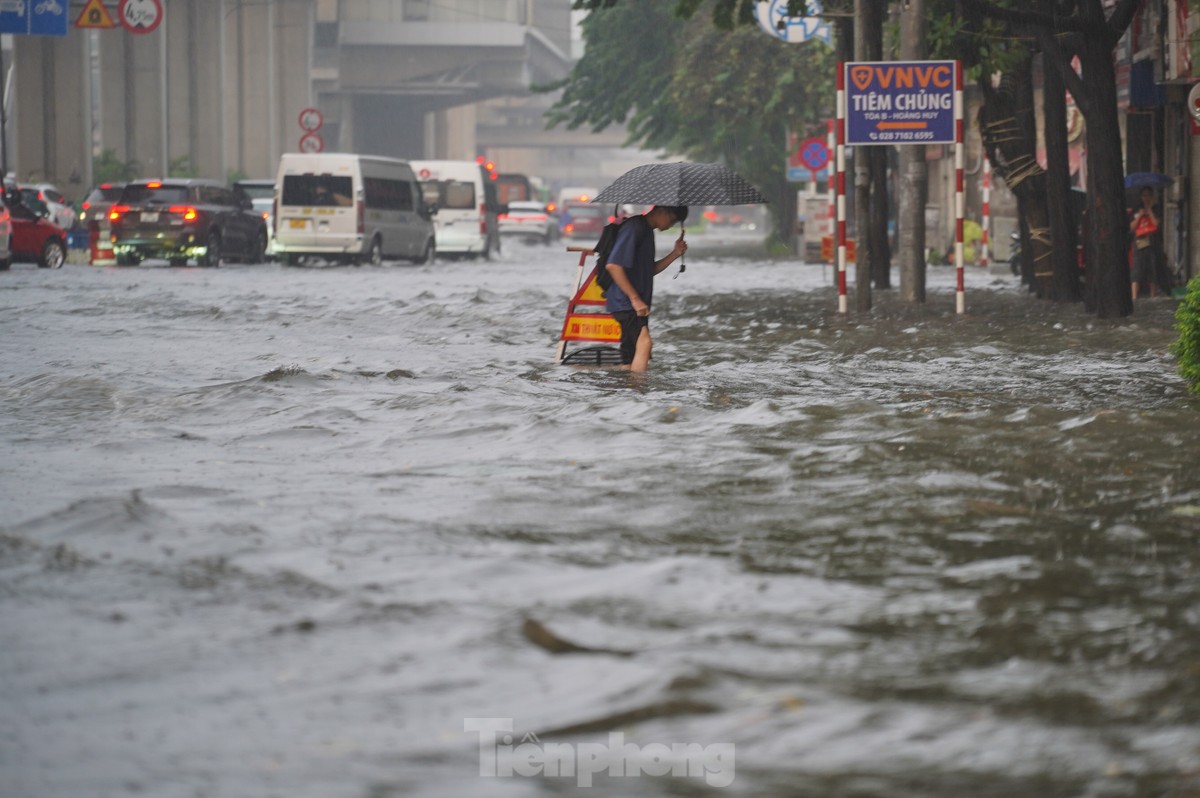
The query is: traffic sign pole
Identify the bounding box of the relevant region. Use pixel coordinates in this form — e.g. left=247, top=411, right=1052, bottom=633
left=827, top=119, right=835, bottom=273
left=954, top=61, right=965, bottom=314
left=836, top=62, right=848, bottom=314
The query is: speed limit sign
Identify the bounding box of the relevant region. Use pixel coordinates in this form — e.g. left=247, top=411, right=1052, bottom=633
left=299, top=108, right=324, bottom=132
left=299, top=132, right=324, bottom=153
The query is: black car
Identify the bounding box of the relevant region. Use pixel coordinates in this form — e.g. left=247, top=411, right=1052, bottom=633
left=80, top=182, right=126, bottom=224
left=109, top=179, right=268, bottom=266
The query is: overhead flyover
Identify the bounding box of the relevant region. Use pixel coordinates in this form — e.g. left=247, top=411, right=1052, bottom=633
left=321, top=19, right=573, bottom=158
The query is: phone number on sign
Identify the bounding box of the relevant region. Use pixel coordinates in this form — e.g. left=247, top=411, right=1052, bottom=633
left=868, top=131, right=938, bottom=142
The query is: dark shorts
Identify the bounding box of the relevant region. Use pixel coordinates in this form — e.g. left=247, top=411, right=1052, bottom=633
left=611, top=310, right=648, bottom=365
left=1132, top=240, right=1154, bottom=284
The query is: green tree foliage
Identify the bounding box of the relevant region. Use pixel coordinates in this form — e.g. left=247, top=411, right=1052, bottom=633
left=1173, top=277, right=1200, bottom=395
left=544, top=0, right=834, bottom=246
left=93, top=149, right=141, bottom=184
left=168, top=156, right=199, bottom=178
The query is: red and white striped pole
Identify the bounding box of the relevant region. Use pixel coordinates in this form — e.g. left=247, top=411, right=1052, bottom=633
left=954, top=60, right=965, bottom=314
left=836, top=63, right=848, bottom=314
left=980, top=157, right=991, bottom=270
left=827, top=118, right=835, bottom=272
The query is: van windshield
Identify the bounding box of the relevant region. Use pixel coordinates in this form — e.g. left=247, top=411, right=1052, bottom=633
left=281, top=175, right=354, bottom=207
left=421, top=180, right=476, bottom=210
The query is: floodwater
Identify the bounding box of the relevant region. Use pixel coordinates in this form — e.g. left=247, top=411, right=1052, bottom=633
left=1, top=232, right=1197, bottom=798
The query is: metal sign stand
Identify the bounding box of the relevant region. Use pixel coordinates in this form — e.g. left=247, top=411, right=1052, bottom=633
left=556, top=247, right=623, bottom=365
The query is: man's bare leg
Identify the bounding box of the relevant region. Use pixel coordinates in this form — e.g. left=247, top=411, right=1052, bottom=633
left=631, top=327, right=652, bottom=373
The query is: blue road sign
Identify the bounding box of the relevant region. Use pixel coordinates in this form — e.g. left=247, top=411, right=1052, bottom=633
left=788, top=166, right=829, bottom=184
left=0, top=0, right=69, bottom=36
left=844, top=61, right=957, bottom=146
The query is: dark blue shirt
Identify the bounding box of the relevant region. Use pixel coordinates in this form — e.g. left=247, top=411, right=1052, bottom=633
left=604, top=216, right=654, bottom=313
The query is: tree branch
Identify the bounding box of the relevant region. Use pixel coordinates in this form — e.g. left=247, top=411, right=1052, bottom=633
left=1036, top=29, right=1092, bottom=118
left=959, top=0, right=1086, bottom=33
left=1103, top=0, right=1143, bottom=44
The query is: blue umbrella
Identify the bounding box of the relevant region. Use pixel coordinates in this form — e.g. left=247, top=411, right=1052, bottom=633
left=1125, top=172, right=1173, bottom=189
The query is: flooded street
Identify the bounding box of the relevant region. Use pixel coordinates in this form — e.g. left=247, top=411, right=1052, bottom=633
left=2, top=233, right=1198, bottom=798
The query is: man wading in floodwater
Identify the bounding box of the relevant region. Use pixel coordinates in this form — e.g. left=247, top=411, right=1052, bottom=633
left=604, top=205, right=688, bottom=372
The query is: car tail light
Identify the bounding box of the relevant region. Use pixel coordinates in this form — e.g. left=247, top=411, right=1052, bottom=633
left=109, top=204, right=130, bottom=221
left=357, top=200, right=364, bottom=234
left=146, top=181, right=162, bottom=188
left=531, top=214, right=547, bottom=221
left=81, top=201, right=91, bottom=211
left=479, top=203, right=487, bottom=235
left=169, top=206, right=198, bottom=221
left=564, top=223, right=575, bottom=234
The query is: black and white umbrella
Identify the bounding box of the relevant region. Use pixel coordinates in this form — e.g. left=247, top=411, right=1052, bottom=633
left=592, top=162, right=767, bottom=206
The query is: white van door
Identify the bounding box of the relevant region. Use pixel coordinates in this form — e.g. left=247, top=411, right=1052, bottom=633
left=412, top=161, right=487, bottom=256
left=277, top=172, right=357, bottom=250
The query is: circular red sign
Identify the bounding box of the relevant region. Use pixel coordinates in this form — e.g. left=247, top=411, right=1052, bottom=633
left=799, top=137, right=830, bottom=171
left=298, top=108, right=324, bottom=132
left=299, top=132, right=324, bottom=154
left=119, top=0, right=163, bottom=33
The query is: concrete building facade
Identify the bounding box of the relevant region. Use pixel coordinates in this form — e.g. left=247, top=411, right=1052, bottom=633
left=4, top=0, right=609, bottom=196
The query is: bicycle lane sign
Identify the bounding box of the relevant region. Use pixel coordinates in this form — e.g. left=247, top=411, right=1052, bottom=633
left=0, top=0, right=69, bottom=36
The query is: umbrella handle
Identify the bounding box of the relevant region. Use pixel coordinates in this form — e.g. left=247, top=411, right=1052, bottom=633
left=674, top=223, right=686, bottom=278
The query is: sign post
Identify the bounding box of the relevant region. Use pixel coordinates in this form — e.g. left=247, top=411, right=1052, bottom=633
left=838, top=60, right=964, bottom=313
left=0, top=0, right=70, bottom=183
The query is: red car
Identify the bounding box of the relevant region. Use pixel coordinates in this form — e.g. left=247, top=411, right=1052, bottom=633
left=560, top=203, right=611, bottom=240
left=0, top=191, right=67, bottom=269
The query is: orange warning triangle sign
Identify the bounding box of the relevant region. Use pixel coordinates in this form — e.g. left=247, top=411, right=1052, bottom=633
left=76, top=0, right=117, bottom=29
left=570, top=265, right=608, bottom=306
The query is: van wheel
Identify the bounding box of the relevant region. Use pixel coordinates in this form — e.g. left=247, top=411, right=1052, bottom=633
left=362, top=237, right=382, bottom=266
left=39, top=238, right=66, bottom=269
left=414, top=238, right=435, bottom=265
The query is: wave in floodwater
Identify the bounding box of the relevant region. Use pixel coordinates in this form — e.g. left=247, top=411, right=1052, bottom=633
left=1, top=238, right=1198, bottom=798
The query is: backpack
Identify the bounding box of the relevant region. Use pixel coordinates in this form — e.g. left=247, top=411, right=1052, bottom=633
left=594, top=215, right=649, bottom=293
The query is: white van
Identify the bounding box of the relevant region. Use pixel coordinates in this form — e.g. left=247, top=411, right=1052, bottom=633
left=274, top=153, right=437, bottom=266
left=410, top=160, right=503, bottom=259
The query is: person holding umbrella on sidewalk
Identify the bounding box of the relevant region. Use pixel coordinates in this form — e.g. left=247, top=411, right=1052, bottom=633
left=1129, top=186, right=1166, bottom=300
left=605, top=205, right=689, bottom=372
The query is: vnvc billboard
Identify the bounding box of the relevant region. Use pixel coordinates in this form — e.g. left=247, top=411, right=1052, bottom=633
left=844, top=61, right=958, bottom=145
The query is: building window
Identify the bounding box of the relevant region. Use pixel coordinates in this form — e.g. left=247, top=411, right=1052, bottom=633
left=314, top=22, right=338, bottom=48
